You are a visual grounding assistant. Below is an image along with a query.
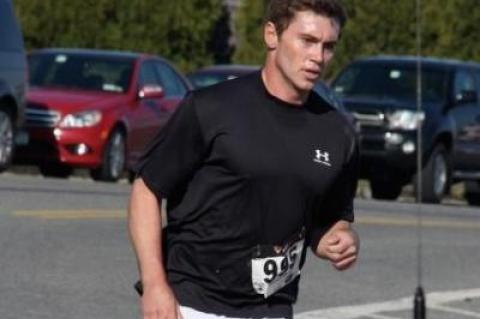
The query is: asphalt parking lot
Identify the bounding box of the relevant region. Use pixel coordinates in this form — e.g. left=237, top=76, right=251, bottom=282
left=0, top=172, right=479, bottom=319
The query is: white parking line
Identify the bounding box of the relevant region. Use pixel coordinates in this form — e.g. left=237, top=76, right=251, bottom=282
left=367, top=314, right=402, bottom=319
left=296, top=288, right=480, bottom=319
left=432, top=305, right=480, bottom=318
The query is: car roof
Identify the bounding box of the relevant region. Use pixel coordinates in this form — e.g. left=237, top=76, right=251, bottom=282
left=29, top=48, right=150, bottom=60
left=354, top=55, right=480, bottom=70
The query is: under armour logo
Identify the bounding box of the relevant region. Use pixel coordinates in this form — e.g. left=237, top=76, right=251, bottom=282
left=313, top=149, right=331, bottom=167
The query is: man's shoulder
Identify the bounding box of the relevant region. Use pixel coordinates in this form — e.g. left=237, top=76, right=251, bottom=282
left=186, top=72, right=261, bottom=133
left=308, top=91, right=358, bottom=142
left=191, top=71, right=260, bottom=104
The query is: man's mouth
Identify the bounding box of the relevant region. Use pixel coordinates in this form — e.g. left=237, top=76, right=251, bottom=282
left=304, top=69, right=321, bottom=81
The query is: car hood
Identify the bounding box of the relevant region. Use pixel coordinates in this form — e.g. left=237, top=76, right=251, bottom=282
left=27, top=87, right=127, bottom=114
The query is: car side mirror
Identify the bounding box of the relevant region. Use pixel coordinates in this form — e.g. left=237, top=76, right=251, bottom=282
left=455, top=90, right=477, bottom=105
left=138, top=85, right=165, bottom=99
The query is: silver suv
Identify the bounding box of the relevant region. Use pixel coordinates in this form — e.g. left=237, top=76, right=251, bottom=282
left=0, top=0, right=27, bottom=172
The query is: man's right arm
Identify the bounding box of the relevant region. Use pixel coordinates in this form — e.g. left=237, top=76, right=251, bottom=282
left=128, top=178, right=182, bottom=319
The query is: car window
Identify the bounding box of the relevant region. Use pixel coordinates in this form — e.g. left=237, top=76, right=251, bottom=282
left=188, top=72, right=231, bottom=88
left=454, top=70, right=476, bottom=98
left=139, top=61, right=161, bottom=87
left=0, top=0, right=24, bottom=50
left=154, top=62, right=187, bottom=97
left=29, top=53, right=134, bottom=93
left=333, top=63, right=448, bottom=103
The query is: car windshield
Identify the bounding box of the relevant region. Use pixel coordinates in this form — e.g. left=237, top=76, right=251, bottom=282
left=188, top=72, right=239, bottom=88
left=332, top=63, right=448, bottom=103
left=28, top=52, right=134, bottom=93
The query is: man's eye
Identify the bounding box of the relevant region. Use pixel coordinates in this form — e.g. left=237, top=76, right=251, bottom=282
left=323, top=45, right=335, bottom=53
left=324, top=43, right=336, bottom=52
left=302, top=38, right=315, bottom=44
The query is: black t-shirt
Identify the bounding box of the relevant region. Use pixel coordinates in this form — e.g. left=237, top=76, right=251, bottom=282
left=135, top=72, right=359, bottom=318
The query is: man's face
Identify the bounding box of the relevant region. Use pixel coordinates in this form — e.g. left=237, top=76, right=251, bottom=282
left=266, top=11, right=340, bottom=93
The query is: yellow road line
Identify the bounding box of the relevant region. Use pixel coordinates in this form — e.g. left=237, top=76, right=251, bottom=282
left=357, top=216, right=480, bottom=230
left=13, top=209, right=126, bottom=220
left=12, top=210, right=480, bottom=229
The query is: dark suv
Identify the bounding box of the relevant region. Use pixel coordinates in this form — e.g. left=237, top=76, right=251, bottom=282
left=0, top=0, right=27, bottom=172
left=332, top=56, right=480, bottom=204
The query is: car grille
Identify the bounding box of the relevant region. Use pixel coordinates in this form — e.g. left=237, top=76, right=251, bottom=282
left=361, top=138, right=385, bottom=151
left=26, top=104, right=61, bottom=127
left=352, top=109, right=386, bottom=127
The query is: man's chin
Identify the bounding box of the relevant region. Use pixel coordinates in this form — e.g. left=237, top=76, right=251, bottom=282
left=299, top=80, right=316, bottom=92
left=291, top=77, right=317, bottom=94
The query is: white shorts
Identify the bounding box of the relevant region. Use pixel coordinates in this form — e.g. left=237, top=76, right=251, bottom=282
left=179, top=305, right=287, bottom=319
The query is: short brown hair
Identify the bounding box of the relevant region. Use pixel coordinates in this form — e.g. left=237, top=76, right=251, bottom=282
left=265, top=0, right=347, bottom=35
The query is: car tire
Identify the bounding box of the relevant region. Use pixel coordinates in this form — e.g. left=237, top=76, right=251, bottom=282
left=0, top=109, right=15, bottom=173
left=39, top=163, right=73, bottom=178
left=415, top=145, right=450, bottom=204
left=370, top=178, right=403, bottom=200
left=90, top=129, right=125, bottom=182
left=464, top=181, right=480, bottom=206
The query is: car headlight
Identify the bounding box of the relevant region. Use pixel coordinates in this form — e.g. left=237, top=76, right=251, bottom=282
left=60, top=110, right=102, bottom=128
left=387, top=110, right=425, bottom=130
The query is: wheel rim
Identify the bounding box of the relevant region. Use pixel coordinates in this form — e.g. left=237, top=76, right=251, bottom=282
left=433, top=153, right=447, bottom=197
left=0, top=113, right=13, bottom=166
left=108, top=132, right=125, bottom=179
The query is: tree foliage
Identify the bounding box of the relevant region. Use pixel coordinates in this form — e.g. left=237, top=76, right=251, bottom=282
left=14, top=0, right=222, bottom=72
left=233, top=0, right=267, bottom=66
left=422, top=0, right=480, bottom=60
left=327, top=0, right=417, bottom=79
left=13, top=1, right=480, bottom=75
left=233, top=0, right=480, bottom=80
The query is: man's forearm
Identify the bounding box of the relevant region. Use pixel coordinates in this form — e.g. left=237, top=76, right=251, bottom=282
left=128, top=178, right=168, bottom=287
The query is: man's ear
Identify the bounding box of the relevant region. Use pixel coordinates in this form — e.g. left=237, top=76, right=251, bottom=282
left=264, top=22, right=278, bottom=50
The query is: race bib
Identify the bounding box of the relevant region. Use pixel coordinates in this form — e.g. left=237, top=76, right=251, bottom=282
left=251, top=231, right=305, bottom=298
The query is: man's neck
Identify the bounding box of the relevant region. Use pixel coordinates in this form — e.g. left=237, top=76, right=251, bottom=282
left=261, top=67, right=308, bottom=106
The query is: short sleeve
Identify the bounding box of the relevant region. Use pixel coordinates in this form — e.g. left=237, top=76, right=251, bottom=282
left=133, top=93, right=207, bottom=198
left=309, top=136, right=359, bottom=250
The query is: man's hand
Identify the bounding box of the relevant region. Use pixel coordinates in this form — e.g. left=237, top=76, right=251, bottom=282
left=315, top=221, right=359, bottom=271
left=141, top=282, right=183, bottom=319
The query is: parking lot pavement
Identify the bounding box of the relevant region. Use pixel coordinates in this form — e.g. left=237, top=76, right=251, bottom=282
left=2, top=173, right=479, bottom=319
left=296, top=288, right=480, bottom=319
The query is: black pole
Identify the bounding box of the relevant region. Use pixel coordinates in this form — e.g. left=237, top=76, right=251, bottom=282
left=414, top=286, right=426, bottom=319
left=414, top=0, right=426, bottom=318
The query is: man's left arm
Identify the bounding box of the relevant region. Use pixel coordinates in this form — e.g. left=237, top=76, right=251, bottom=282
left=311, top=126, right=360, bottom=270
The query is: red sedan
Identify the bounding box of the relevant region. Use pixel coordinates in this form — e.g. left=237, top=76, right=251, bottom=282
left=16, top=48, right=191, bottom=181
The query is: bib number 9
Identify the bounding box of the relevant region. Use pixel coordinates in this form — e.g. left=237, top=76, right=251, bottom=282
left=263, top=247, right=298, bottom=283
left=251, top=239, right=304, bottom=298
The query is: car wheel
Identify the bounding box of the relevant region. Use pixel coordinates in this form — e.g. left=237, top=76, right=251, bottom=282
left=90, top=129, right=125, bottom=182
left=39, top=163, right=73, bottom=178
left=370, top=178, right=403, bottom=200
left=464, top=181, right=480, bottom=206
left=416, top=145, right=450, bottom=203
left=0, top=110, right=14, bottom=173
